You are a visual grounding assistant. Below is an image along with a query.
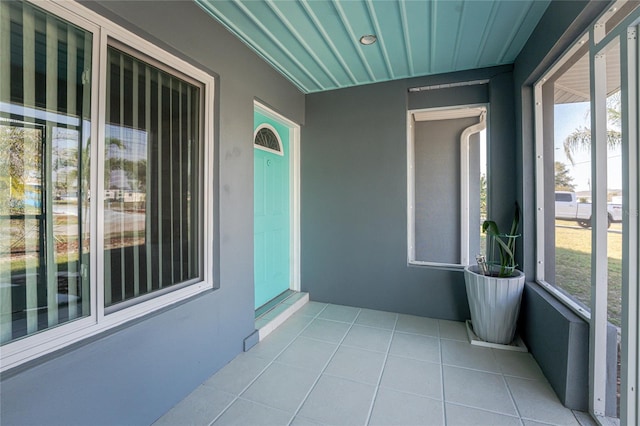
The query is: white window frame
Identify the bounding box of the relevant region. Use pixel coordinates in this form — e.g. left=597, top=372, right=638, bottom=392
left=407, top=104, right=487, bottom=270
left=533, top=2, right=640, bottom=423
left=1, top=0, right=216, bottom=372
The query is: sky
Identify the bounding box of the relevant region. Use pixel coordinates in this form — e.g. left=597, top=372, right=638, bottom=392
left=554, top=101, right=622, bottom=193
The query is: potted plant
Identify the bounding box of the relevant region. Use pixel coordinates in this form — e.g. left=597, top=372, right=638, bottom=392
left=464, top=202, right=526, bottom=345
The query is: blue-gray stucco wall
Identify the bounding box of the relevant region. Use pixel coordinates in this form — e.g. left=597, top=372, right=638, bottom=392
left=0, top=1, right=304, bottom=425
left=300, top=66, right=515, bottom=320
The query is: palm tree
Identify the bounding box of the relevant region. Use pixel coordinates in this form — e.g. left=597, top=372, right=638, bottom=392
left=563, top=91, right=622, bottom=165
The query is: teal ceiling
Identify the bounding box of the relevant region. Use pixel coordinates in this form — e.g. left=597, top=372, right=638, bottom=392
left=195, top=0, right=550, bottom=93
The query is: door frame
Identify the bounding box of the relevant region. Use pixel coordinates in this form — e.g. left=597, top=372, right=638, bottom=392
left=254, top=100, right=301, bottom=294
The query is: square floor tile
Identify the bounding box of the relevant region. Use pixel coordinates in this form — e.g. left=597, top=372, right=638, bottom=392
left=317, top=304, right=360, bottom=323
left=396, top=314, right=439, bottom=337
left=274, top=312, right=315, bottom=336
left=369, top=387, right=444, bottom=426
left=445, top=403, right=522, bottom=425
left=298, top=375, right=375, bottom=426
left=389, top=332, right=440, bottom=363
left=241, top=362, right=319, bottom=413
left=507, top=376, right=580, bottom=425
left=203, top=353, right=270, bottom=395
left=276, top=336, right=337, bottom=372
left=248, top=328, right=298, bottom=361
left=441, top=339, right=500, bottom=373
left=212, top=398, right=292, bottom=426
left=301, top=318, right=351, bottom=343
left=153, top=386, right=235, bottom=426
left=154, top=306, right=581, bottom=426
left=493, top=350, right=546, bottom=380
left=438, top=320, right=468, bottom=342
left=380, top=355, right=442, bottom=399
left=355, top=309, right=397, bottom=330
left=324, top=346, right=385, bottom=385
left=443, top=365, right=518, bottom=416
left=342, top=325, right=392, bottom=353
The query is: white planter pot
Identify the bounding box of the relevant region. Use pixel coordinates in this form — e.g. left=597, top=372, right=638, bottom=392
left=463, top=265, right=526, bottom=345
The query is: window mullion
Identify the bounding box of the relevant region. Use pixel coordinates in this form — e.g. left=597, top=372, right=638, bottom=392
left=118, top=51, right=125, bottom=302
left=156, top=70, right=163, bottom=291
left=179, top=81, right=184, bottom=283
left=588, top=23, right=610, bottom=418
left=145, top=66, right=152, bottom=294
left=44, top=13, right=58, bottom=328
left=65, top=15, right=79, bottom=320
left=81, top=29, right=92, bottom=319
left=169, top=77, right=175, bottom=285
left=95, top=28, right=108, bottom=321
left=22, top=4, right=39, bottom=336
left=534, top=83, right=545, bottom=281
left=620, top=24, right=639, bottom=426
left=131, top=59, right=140, bottom=298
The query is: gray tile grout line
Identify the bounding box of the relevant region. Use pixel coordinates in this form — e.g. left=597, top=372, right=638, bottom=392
left=363, top=313, right=399, bottom=426
left=207, top=303, right=330, bottom=426
left=444, top=400, right=524, bottom=421
left=365, top=383, right=446, bottom=404
left=569, top=409, right=589, bottom=426
left=438, top=320, right=448, bottom=426
left=497, top=350, right=525, bottom=424
left=286, top=306, right=363, bottom=426
left=443, top=339, right=525, bottom=424
left=439, top=362, right=521, bottom=378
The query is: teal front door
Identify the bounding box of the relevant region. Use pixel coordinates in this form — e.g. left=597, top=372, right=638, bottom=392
left=254, top=111, right=290, bottom=309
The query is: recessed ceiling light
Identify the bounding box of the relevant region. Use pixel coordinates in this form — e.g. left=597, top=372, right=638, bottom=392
left=359, top=34, right=377, bottom=45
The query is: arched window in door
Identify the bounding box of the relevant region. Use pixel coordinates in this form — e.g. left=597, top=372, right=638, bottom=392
left=254, top=124, right=284, bottom=156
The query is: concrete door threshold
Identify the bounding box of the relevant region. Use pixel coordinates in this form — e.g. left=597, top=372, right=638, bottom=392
left=255, top=292, right=309, bottom=340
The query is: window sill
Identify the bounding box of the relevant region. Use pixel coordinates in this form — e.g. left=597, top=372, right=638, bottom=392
left=407, top=260, right=467, bottom=271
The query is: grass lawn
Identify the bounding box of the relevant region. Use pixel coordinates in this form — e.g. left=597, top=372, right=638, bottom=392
left=555, top=220, right=622, bottom=327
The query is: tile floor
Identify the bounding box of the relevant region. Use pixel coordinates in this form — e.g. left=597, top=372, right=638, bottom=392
left=155, top=302, right=591, bottom=426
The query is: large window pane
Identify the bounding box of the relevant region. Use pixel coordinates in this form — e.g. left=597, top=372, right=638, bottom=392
left=0, top=1, right=92, bottom=345
left=104, top=46, right=201, bottom=308
left=545, top=43, right=593, bottom=311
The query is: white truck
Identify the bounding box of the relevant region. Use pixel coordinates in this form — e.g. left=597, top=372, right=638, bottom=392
left=555, top=191, right=622, bottom=228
